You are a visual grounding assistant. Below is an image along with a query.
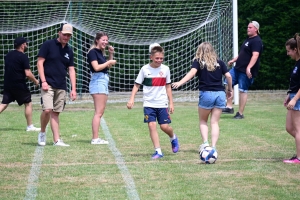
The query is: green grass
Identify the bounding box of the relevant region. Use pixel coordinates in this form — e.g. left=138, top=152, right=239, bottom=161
left=1, top=92, right=300, bottom=200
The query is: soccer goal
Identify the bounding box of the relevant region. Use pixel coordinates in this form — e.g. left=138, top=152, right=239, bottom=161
left=0, top=0, right=233, bottom=103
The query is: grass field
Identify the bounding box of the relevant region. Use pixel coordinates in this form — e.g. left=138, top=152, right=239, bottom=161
left=1, top=91, right=300, bottom=200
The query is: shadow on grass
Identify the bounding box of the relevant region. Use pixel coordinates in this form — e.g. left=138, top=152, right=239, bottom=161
left=0, top=127, right=24, bottom=131
left=21, top=142, right=41, bottom=146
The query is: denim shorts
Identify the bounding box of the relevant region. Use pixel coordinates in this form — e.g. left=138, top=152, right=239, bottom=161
left=224, top=67, right=254, bottom=92
left=143, top=107, right=171, bottom=124
left=289, top=93, right=300, bottom=111
left=198, top=91, right=226, bottom=109
left=89, top=72, right=109, bottom=95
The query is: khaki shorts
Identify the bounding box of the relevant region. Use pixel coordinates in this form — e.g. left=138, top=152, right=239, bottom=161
left=41, top=86, right=66, bottom=112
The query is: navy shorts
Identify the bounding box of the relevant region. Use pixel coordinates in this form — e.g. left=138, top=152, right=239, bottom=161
left=198, top=91, right=226, bottom=109
left=1, top=89, right=31, bottom=106
left=224, top=67, right=254, bottom=92
left=143, top=107, right=171, bottom=124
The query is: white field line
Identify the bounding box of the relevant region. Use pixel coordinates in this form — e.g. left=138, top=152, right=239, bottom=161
left=24, top=140, right=45, bottom=200
left=101, top=118, right=140, bottom=200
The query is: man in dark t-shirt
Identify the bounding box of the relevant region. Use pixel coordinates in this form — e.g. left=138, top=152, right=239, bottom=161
left=223, top=21, right=263, bottom=119
left=0, top=37, right=40, bottom=131
left=37, top=23, right=77, bottom=147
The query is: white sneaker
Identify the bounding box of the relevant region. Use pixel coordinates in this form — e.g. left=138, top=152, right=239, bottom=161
left=91, top=138, right=109, bottom=145
left=199, top=143, right=209, bottom=154
left=53, top=139, right=70, bottom=147
left=27, top=126, right=41, bottom=132
left=38, top=132, right=46, bottom=146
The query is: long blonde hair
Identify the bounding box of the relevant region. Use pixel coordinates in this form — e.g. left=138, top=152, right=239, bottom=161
left=193, top=42, right=219, bottom=71
left=88, top=31, right=109, bottom=54
left=285, top=33, right=300, bottom=57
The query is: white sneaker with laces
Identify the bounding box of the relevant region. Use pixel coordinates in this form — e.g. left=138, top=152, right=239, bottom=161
left=91, top=138, right=109, bottom=145
left=53, top=139, right=70, bottom=147
left=27, top=126, right=41, bottom=132
left=199, top=143, right=209, bottom=154
left=38, top=132, right=46, bottom=146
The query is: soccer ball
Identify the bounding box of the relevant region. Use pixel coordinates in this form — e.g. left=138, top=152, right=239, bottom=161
left=200, top=146, right=218, bottom=164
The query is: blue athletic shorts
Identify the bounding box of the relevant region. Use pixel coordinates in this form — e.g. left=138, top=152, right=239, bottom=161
left=198, top=91, right=226, bottom=109
left=143, top=107, right=171, bottom=124
left=289, top=93, right=300, bottom=111
left=89, top=72, right=109, bottom=95
left=224, top=67, right=254, bottom=92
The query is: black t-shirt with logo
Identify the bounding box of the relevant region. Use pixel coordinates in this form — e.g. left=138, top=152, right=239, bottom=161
left=288, top=59, right=300, bottom=94
left=4, top=50, right=30, bottom=90
left=37, top=39, right=74, bottom=90
left=192, top=59, right=228, bottom=91
left=87, top=48, right=108, bottom=73
left=235, top=35, right=263, bottom=77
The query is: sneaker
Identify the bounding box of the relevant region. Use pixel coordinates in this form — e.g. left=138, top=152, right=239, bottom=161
left=38, top=132, right=46, bottom=146
left=233, top=112, right=244, bottom=119
left=26, top=126, right=41, bottom=132
left=222, top=107, right=234, bottom=114
left=151, top=151, right=163, bottom=159
left=283, top=155, right=300, bottom=164
left=171, top=136, right=179, bottom=153
left=199, top=143, right=209, bottom=154
left=91, top=138, right=109, bottom=145
left=53, top=139, right=70, bottom=147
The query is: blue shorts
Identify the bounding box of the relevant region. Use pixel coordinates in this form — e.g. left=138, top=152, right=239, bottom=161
left=198, top=91, right=226, bottom=109
left=224, top=67, right=254, bottom=92
left=289, top=93, right=300, bottom=111
left=89, top=72, right=109, bottom=95
left=144, top=107, right=171, bottom=124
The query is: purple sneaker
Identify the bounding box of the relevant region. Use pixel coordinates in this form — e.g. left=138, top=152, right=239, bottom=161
left=151, top=151, right=163, bottom=159
left=171, top=136, right=179, bottom=153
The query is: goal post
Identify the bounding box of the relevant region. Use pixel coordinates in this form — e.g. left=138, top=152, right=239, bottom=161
left=0, top=0, right=233, bottom=103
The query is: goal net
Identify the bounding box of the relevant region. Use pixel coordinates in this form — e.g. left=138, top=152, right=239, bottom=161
left=0, top=0, right=233, bottom=103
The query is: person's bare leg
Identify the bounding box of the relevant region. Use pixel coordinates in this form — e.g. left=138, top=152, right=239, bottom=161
left=50, top=111, right=60, bottom=142
left=0, top=104, right=8, bottom=113
left=238, top=92, right=248, bottom=115
left=24, top=102, right=33, bottom=126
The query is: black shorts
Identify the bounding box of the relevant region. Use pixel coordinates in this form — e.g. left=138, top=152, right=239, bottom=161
left=1, top=89, right=32, bottom=106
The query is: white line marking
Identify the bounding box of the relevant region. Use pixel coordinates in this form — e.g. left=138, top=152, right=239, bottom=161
left=101, top=118, right=140, bottom=200
left=24, top=146, right=44, bottom=200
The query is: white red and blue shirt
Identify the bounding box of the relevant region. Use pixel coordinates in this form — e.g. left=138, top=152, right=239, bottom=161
left=135, top=64, right=171, bottom=108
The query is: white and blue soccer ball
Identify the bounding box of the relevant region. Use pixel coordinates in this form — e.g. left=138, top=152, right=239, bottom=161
left=200, top=146, right=218, bottom=164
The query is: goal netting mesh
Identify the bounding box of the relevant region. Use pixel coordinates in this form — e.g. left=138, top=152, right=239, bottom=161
left=0, top=0, right=233, bottom=103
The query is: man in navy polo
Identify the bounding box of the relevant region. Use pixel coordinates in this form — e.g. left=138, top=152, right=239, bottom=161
left=0, top=37, right=40, bottom=132
left=37, top=23, right=77, bottom=146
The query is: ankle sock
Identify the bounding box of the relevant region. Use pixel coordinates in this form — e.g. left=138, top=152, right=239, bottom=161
left=155, top=148, right=162, bottom=155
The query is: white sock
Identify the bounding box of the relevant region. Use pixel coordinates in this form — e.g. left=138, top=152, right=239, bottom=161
left=155, top=148, right=162, bottom=155
left=27, top=124, right=33, bottom=128
left=169, top=134, right=176, bottom=142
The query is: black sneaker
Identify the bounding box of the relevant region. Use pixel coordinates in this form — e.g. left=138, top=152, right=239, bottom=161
left=233, top=112, right=244, bottom=119
left=222, top=107, right=234, bottom=114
